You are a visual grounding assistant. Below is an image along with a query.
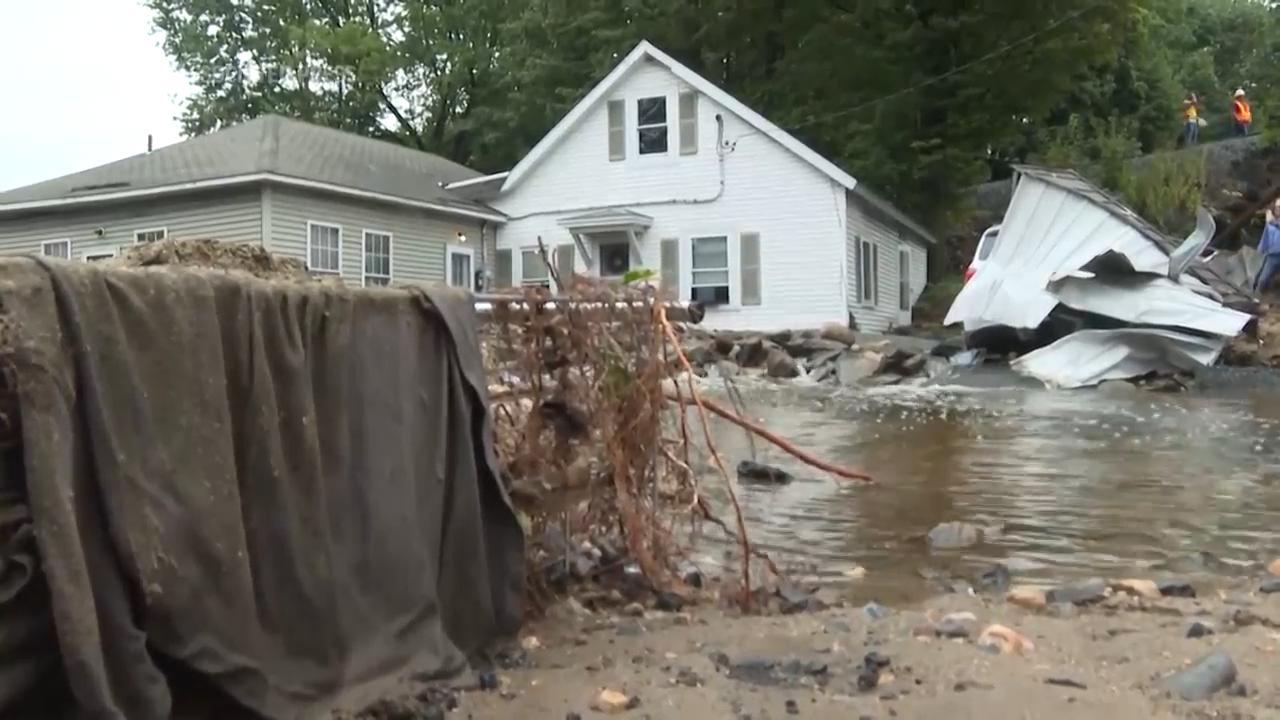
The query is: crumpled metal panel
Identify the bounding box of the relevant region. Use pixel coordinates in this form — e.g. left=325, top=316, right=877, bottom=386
left=1047, top=275, right=1252, bottom=338
left=1010, top=329, right=1227, bottom=389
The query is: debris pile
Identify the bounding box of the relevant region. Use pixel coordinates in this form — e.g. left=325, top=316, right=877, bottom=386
left=482, top=275, right=873, bottom=613
left=946, top=166, right=1255, bottom=388
left=120, top=237, right=313, bottom=281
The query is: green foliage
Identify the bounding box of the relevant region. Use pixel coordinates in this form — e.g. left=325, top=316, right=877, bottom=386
left=621, top=268, right=656, bottom=285
left=1122, top=151, right=1208, bottom=236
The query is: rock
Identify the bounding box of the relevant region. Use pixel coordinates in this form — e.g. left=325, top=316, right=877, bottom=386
left=777, top=583, right=824, bottom=614
left=622, top=602, right=646, bottom=618
left=682, top=342, right=716, bottom=366
left=1045, top=677, right=1088, bottom=690
left=899, top=354, right=928, bottom=376
left=977, top=564, right=1012, bottom=593
left=1161, top=651, right=1237, bottom=701
left=1006, top=587, right=1048, bottom=611
left=1187, top=621, right=1215, bottom=638
left=862, top=601, right=891, bottom=621
left=767, top=330, right=794, bottom=345
left=836, top=350, right=886, bottom=385
left=678, top=561, right=704, bottom=589
left=864, top=651, right=891, bottom=670
left=977, top=624, right=1035, bottom=655
left=953, top=680, right=995, bottom=692
left=843, top=565, right=868, bottom=580
left=1227, top=681, right=1255, bottom=698
left=655, top=592, right=685, bottom=612
left=820, top=323, right=859, bottom=346
left=856, top=665, right=880, bottom=692
left=786, top=337, right=848, bottom=358
left=736, top=338, right=774, bottom=368
left=1045, top=578, right=1108, bottom=606
left=712, top=335, right=736, bottom=356
left=737, top=460, right=794, bottom=485
left=1111, top=579, right=1161, bottom=600
left=674, top=668, right=702, bottom=687
left=1260, top=578, right=1280, bottom=594
left=784, top=699, right=799, bottom=715
left=766, top=349, right=802, bottom=379
left=927, top=521, right=982, bottom=550
left=709, top=651, right=731, bottom=669
left=1269, top=558, right=1280, bottom=577
left=935, top=612, right=977, bottom=639
left=1157, top=580, right=1196, bottom=598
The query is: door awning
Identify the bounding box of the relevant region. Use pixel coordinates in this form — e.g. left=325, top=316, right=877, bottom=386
left=557, top=208, right=654, bottom=234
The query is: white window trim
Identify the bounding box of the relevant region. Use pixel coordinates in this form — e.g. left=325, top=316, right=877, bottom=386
left=40, top=238, right=72, bottom=259
left=133, top=227, right=168, bottom=244
left=858, top=237, right=879, bottom=307
left=688, top=234, right=734, bottom=307
left=306, top=221, right=343, bottom=274
left=519, top=246, right=551, bottom=286
left=360, top=228, right=393, bottom=287
left=636, top=95, right=670, bottom=156
left=83, top=249, right=118, bottom=262
left=446, top=244, right=476, bottom=290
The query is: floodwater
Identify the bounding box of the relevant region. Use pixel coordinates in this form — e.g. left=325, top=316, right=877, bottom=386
left=697, top=366, right=1280, bottom=603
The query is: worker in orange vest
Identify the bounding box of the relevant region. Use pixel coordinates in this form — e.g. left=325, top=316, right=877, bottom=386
left=1232, top=88, right=1253, bottom=136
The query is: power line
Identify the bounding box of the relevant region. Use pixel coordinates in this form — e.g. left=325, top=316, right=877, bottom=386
left=734, top=3, right=1106, bottom=141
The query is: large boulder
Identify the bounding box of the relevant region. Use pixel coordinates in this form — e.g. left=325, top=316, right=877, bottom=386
left=736, top=337, right=775, bottom=368
left=820, top=323, right=859, bottom=347
left=836, top=350, right=885, bottom=385
left=766, top=349, right=802, bottom=379
left=711, top=334, right=737, bottom=357
left=784, top=337, right=848, bottom=359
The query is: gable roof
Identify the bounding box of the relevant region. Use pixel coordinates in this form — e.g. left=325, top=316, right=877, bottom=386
left=0, top=115, right=503, bottom=221
left=500, top=40, right=936, bottom=243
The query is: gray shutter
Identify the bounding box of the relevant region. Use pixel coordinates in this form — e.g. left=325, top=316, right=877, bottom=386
left=678, top=91, right=698, bottom=155
left=740, top=232, right=761, bottom=306
left=494, top=248, right=513, bottom=289
left=607, top=100, right=626, bottom=161
left=660, top=238, right=679, bottom=300
left=555, top=244, right=575, bottom=291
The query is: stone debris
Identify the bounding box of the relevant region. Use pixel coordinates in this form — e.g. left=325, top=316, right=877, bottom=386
left=1268, top=558, right=1280, bottom=577
left=1110, top=579, right=1161, bottom=600
left=976, top=564, right=1011, bottom=593
left=1006, top=587, right=1048, bottom=611
left=1260, top=578, right=1280, bottom=594
left=935, top=612, right=978, bottom=639
left=736, top=460, right=795, bottom=485
left=1045, top=578, right=1109, bottom=606
left=1157, top=579, right=1196, bottom=598
left=1186, top=621, right=1215, bottom=638
left=977, top=624, right=1035, bottom=655
left=1161, top=651, right=1238, bottom=701
left=591, top=689, right=639, bottom=714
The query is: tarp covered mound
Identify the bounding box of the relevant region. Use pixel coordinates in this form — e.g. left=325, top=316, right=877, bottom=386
left=0, top=258, right=524, bottom=719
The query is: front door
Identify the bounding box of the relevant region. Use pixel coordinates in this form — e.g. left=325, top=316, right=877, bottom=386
left=597, top=240, right=632, bottom=279
left=447, top=245, right=475, bottom=290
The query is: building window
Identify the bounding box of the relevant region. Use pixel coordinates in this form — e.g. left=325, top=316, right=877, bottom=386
left=637, top=96, right=668, bottom=155
left=598, top=242, right=631, bottom=277
left=857, top=237, right=879, bottom=306
left=83, top=250, right=117, bottom=262
left=690, top=235, right=729, bottom=305
left=362, top=230, right=392, bottom=286
left=448, top=246, right=475, bottom=290
left=521, top=248, right=550, bottom=287
left=307, top=222, right=342, bottom=274
left=899, top=248, right=911, bottom=311
left=134, top=228, right=167, bottom=244
left=41, top=239, right=71, bottom=259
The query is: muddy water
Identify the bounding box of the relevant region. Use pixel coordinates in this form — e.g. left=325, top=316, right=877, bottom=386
left=697, top=367, right=1280, bottom=603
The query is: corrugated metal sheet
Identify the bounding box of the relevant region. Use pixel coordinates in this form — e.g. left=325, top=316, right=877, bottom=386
left=1048, top=275, right=1250, bottom=337
left=1011, top=329, right=1227, bottom=389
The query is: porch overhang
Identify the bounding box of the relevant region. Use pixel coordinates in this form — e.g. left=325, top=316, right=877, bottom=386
left=557, top=208, right=654, bottom=268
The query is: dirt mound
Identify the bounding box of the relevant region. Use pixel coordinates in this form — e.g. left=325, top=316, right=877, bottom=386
left=122, top=239, right=312, bottom=281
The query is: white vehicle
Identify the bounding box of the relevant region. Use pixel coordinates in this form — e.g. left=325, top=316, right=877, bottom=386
left=965, top=224, right=1001, bottom=283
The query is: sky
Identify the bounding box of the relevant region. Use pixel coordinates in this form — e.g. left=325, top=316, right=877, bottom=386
left=0, top=0, right=191, bottom=192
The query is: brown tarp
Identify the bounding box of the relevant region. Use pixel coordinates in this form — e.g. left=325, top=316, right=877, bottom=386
left=0, top=258, right=524, bottom=719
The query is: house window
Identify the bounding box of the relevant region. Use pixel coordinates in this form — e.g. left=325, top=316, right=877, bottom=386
left=857, top=237, right=878, bottom=306
left=637, top=96, right=668, bottom=155
left=362, top=230, right=392, bottom=286
left=899, top=249, right=911, bottom=311
left=41, top=239, right=71, bottom=259
left=599, top=242, right=631, bottom=277
left=521, top=248, right=550, bottom=287
left=690, top=235, right=729, bottom=305
left=448, top=246, right=475, bottom=290
left=83, top=250, right=117, bottom=262
left=307, top=222, right=342, bottom=274
left=134, top=228, right=167, bottom=244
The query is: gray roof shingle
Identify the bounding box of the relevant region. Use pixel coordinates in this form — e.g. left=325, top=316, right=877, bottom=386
left=0, top=115, right=497, bottom=217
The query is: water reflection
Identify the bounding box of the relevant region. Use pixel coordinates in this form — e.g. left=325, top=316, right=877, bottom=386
left=697, top=368, right=1280, bottom=602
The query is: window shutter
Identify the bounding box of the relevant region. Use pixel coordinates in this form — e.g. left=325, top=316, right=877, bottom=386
left=678, top=91, right=698, bottom=155
left=660, top=238, right=679, bottom=300
left=607, top=100, right=625, bottom=161
left=740, top=232, right=761, bottom=306
left=494, top=248, right=513, bottom=288
left=555, top=244, right=575, bottom=291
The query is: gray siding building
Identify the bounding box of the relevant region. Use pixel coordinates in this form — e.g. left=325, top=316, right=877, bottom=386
left=0, top=116, right=502, bottom=287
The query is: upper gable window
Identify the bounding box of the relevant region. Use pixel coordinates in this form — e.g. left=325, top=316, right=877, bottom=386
left=637, top=96, right=668, bottom=155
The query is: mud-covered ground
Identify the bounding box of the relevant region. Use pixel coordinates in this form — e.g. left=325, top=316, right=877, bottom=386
left=387, top=578, right=1280, bottom=720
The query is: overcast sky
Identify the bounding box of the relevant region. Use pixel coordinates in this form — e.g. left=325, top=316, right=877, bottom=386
left=0, top=0, right=190, bottom=192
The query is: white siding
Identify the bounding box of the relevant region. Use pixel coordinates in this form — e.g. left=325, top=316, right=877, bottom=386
left=846, top=196, right=905, bottom=332
left=493, top=60, right=847, bottom=331
left=268, top=186, right=484, bottom=285
left=0, top=188, right=261, bottom=261
left=908, top=239, right=928, bottom=307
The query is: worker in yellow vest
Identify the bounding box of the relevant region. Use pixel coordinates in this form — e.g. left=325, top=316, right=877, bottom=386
left=1232, top=88, right=1253, bottom=136
left=1182, top=93, right=1200, bottom=145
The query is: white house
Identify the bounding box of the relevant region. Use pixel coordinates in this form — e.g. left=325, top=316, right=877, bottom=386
left=452, top=40, right=936, bottom=332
